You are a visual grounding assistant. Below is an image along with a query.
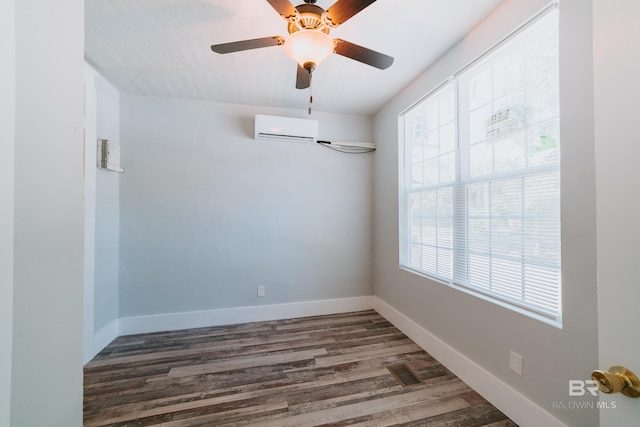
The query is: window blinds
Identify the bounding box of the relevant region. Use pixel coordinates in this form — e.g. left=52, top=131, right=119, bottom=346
left=400, top=5, right=561, bottom=324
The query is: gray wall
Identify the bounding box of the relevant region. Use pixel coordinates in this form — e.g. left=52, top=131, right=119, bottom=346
left=94, top=76, right=121, bottom=332
left=119, top=94, right=374, bottom=317
left=372, top=1, right=598, bottom=426
left=0, top=0, right=15, bottom=424
left=10, top=0, right=85, bottom=425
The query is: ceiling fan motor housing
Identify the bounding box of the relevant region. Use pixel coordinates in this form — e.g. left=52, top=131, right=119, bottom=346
left=288, top=4, right=329, bottom=34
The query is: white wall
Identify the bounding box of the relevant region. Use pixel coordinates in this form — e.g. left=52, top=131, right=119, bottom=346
left=83, top=64, right=121, bottom=363
left=94, top=74, right=121, bottom=332
left=11, top=0, right=85, bottom=425
left=593, top=0, right=640, bottom=424
left=83, top=64, right=98, bottom=363
left=0, top=0, right=16, bottom=424
left=119, top=95, right=374, bottom=318
left=373, top=1, right=597, bottom=426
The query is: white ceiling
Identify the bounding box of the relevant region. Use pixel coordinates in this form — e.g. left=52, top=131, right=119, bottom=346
left=85, top=0, right=505, bottom=116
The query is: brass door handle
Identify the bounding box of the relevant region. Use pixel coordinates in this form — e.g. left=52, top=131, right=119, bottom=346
left=591, top=366, right=640, bottom=398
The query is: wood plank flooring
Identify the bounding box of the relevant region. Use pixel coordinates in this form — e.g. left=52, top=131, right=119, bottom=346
left=84, top=310, right=517, bottom=426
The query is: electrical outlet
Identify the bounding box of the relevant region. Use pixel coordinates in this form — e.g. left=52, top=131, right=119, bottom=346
left=257, top=286, right=265, bottom=297
left=509, top=351, right=523, bottom=376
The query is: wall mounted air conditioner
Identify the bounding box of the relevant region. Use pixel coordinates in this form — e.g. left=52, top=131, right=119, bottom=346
left=254, top=114, right=319, bottom=143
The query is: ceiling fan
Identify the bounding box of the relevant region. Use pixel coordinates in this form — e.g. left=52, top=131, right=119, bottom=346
left=210, top=0, right=394, bottom=91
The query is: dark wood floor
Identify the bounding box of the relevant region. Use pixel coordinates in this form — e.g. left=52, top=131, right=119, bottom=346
left=84, top=310, right=517, bottom=426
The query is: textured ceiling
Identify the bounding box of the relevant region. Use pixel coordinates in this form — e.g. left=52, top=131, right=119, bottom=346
left=85, top=0, right=505, bottom=116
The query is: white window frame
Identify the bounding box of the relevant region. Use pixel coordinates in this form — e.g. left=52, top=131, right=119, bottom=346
left=399, top=4, right=561, bottom=327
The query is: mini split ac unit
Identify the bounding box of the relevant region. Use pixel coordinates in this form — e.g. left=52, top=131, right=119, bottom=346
left=254, top=114, right=318, bottom=143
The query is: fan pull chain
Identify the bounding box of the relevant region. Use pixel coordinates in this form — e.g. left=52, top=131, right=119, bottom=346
left=308, top=68, right=313, bottom=115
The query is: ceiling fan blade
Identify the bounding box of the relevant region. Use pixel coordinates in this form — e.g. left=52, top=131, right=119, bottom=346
left=333, top=38, right=394, bottom=69
left=324, top=0, right=377, bottom=27
left=266, top=0, right=297, bottom=19
left=296, top=64, right=311, bottom=89
left=211, top=36, right=285, bottom=54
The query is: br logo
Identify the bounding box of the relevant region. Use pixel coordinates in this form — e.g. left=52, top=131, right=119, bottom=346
left=569, top=380, right=599, bottom=397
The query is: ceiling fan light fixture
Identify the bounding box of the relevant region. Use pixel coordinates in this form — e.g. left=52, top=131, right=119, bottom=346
left=284, top=30, right=334, bottom=68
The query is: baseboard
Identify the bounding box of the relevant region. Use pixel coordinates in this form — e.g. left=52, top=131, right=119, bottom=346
left=84, top=318, right=119, bottom=364
left=372, top=297, right=567, bottom=427
left=118, top=296, right=374, bottom=336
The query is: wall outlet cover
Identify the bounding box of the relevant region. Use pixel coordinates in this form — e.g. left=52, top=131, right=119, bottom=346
left=509, top=350, right=523, bottom=376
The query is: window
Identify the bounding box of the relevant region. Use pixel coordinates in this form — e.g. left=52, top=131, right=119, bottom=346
left=399, top=6, right=561, bottom=325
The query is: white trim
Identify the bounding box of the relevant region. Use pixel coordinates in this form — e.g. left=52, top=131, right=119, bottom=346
left=84, top=319, right=119, bottom=365
left=372, top=297, right=567, bottom=427
left=118, top=296, right=374, bottom=336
